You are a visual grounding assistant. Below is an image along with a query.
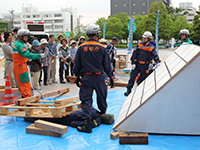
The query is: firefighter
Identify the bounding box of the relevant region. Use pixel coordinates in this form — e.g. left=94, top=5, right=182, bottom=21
left=180, top=29, right=193, bottom=44
left=73, top=24, right=114, bottom=133
left=124, top=31, right=161, bottom=96
left=12, top=29, right=46, bottom=98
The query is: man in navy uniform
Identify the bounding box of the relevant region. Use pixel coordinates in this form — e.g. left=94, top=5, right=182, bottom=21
left=73, top=24, right=114, bottom=133
left=124, top=31, right=161, bottom=96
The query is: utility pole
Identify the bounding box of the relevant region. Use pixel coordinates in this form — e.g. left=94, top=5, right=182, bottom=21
left=9, top=9, right=14, bottom=31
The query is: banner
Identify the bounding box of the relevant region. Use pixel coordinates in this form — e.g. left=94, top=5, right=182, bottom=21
left=103, top=22, right=107, bottom=39
left=127, top=22, right=136, bottom=32
left=128, top=18, right=135, bottom=54
left=156, top=10, right=160, bottom=53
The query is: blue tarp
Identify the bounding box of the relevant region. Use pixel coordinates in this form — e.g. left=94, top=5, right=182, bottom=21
left=1, top=89, right=200, bottom=150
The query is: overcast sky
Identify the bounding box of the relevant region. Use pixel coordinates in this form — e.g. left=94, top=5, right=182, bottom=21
left=1, top=0, right=200, bottom=25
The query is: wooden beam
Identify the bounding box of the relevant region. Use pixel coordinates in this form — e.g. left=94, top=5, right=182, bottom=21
left=114, top=81, right=127, bottom=87
left=26, top=124, right=62, bottom=137
left=119, top=133, right=148, bottom=145
left=16, top=88, right=70, bottom=106
left=54, top=96, right=79, bottom=107
left=110, top=131, right=124, bottom=140
left=35, top=120, right=68, bottom=134
left=65, top=76, right=76, bottom=80
left=0, top=88, right=19, bottom=94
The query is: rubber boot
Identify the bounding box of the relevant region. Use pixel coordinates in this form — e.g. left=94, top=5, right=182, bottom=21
left=124, top=87, right=132, bottom=96
left=77, top=118, right=92, bottom=133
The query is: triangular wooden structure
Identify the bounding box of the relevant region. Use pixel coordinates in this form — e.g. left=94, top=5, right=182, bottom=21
left=113, top=44, right=200, bottom=135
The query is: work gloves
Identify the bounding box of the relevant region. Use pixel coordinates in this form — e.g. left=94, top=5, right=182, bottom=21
left=155, top=63, right=160, bottom=68
left=131, top=64, right=136, bottom=70
left=110, top=77, right=115, bottom=88
left=75, top=77, right=82, bottom=87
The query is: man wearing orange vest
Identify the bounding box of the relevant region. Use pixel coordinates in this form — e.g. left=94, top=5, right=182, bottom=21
left=12, top=29, right=46, bottom=98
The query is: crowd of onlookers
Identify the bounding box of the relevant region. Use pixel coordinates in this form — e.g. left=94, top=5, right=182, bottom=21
left=1, top=28, right=118, bottom=91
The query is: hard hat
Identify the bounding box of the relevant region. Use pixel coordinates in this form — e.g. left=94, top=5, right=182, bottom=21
left=180, top=29, right=190, bottom=35
left=99, top=38, right=107, bottom=43
left=32, top=39, right=41, bottom=47
left=70, top=40, right=77, bottom=46
left=86, top=24, right=100, bottom=35
left=79, top=36, right=85, bottom=40
left=112, top=37, right=119, bottom=42
left=17, top=29, right=30, bottom=37
left=142, top=31, right=152, bottom=39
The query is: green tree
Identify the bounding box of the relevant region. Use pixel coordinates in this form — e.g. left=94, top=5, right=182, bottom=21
left=191, top=14, right=200, bottom=41
left=72, top=26, right=87, bottom=41
left=96, top=17, right=107, bottom=38
left=166, top=6, right=189, bottom=22
left=147, top=1, right=174, bottom=40
left=106, top=17, right=125, bottom=39
left=172, top=15, right=192, bottom=40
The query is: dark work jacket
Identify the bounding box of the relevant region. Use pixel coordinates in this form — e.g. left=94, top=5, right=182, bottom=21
left=106, top=43, right=115, bottom=63
left=73, top=39, right=112, bottom=78
left=131, top=42, right=160, bottom=65
left=30, top=48, right=41, bottom=72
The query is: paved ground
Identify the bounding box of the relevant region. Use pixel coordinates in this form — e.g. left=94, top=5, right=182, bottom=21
left=0, top=47, right=175, bottom=98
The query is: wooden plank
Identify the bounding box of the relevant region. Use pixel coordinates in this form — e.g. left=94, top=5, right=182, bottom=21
left=0, top=86, right=5, bottom=89
left=70, top=79, right=76, bottom=84
left=26, top=103, right=54, bottom=106
left=65, top=76, right=76, bottom=80
left=110, top=131, right=124, bottom=140
left=26, top=124, right=62, bottom=137
left=35, top=120, right=68, bottom=134
left=16, top=88, right=70, bottom=106
left=25, top=109, right=34, bottom=116
left=0, top=107, right=9, bottom=115
left=54, top=96, right=79, bottom=107
left=119, top=133, right=148, bottom=145
left=0, top=88, right=19, bottom=94
left=114, top=81, right=127, bottom=87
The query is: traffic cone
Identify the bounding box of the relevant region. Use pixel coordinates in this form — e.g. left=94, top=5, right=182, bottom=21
left=0, top=75, right=15, bottom=106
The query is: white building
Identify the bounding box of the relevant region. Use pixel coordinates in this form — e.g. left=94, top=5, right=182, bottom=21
left=2, top=5, right=78, bottom=34
left=179, top=2, right=196, bottom=24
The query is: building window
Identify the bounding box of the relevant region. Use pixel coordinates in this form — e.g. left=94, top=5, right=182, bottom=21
left=23, top=15, right=30, bottom=18
left=115, top=4, right=117, bottom=7
left=55, top=25, right=63, bottom=29
left=124, top=4, right=126, bottom=7
left=133, top=12, right=135, bottom=14
left=44, top=14, right=52, bottom=18
left=33, top=14, right=40, bottom=18
left=133, top=3, right=135, bottom=6
left=54, top=20, right=63, bottom=23
left=189, top=14, right=194, bottom=16
left=14, top=21, right=21, bottom=24
left=45, top=25, right=52, bottom=29
left=143, top=3, right=145, bottom=6
left=143, top=12, right=145, bottom=14
left=44, top=20, right=53, bottom=23
left=188, top=19, right=193, bottom=21
left=54, top=13, right=62, bottom=17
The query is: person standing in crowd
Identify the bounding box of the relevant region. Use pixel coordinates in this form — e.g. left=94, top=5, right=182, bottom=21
left=57, top=35, right=63, bottom=51
left=124, top=31, right=161, bottom=96
left=78, top=36, right=86, bottom=46
left=99, top=38, right=107, bottom=47
left=180, top=29, right=193, bottom=44
left=12, top=28, right=19, bottom=45
left=12, top=29, right=46, bottom=98
left=150, top=32, right=156, bottom=47
left=30, top=40, right=42, bottom=90
left=46, top=35, right=57, bottom=84
left=58, top=39, right=70, bottom=83
left=69, top=40, right=77, bottom=76
left=73, top=24, right=114, bottom=133
left=106, top=37, right=119, bottom=78
left=2, top=32, right=17, bottom=88
left=38, top=38, right=49, bottom=86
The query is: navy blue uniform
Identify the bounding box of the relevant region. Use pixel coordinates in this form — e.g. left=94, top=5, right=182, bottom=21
left=127, top=42, right=160, bottom=88
left=73, top=39, right=112, bottom=120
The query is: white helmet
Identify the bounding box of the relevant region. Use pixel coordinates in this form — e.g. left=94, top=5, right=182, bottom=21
left=99, top=38, right=107, bottom=43
left=86, top=24, right=100, bottom=35
left=180, top=29, right=190, bottom=35
left=17, top=29, right=30, bottom=37
left=79, top=36, right=85, bottom=40
left=142, top=31, right=152, bottom=39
